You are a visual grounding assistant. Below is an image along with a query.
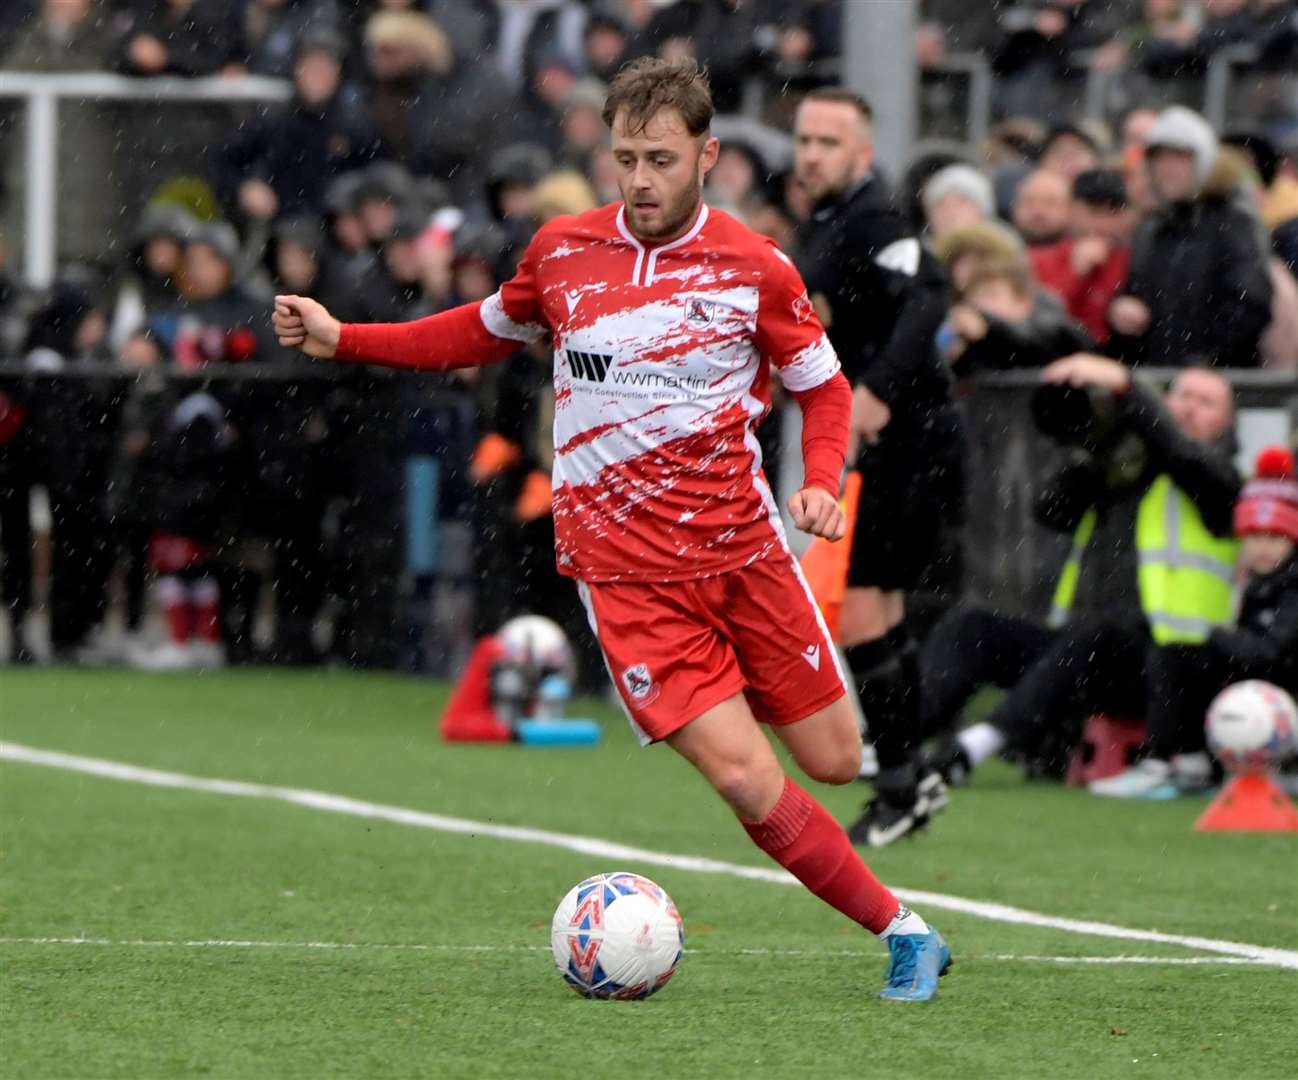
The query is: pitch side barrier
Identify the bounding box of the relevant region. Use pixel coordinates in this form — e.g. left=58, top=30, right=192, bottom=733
left=0, top=361, right=473, bottom=667
left=0, top=365, right=1294, bottom=662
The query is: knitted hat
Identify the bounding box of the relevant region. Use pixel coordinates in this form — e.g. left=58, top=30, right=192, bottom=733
left=1235, top=446, right=1298, bottom=543
left=922, top=164, right=994, bottom=219
left=1145, top=106, right=1219, bottom=186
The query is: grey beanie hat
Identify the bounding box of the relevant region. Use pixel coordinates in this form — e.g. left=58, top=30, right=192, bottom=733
left=922, top=163, right=995, bottom=219
left=1145, top=106, right=1219, bottom=186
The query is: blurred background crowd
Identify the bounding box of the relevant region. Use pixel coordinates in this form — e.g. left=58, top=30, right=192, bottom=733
left=0, top=0, right=1296, bottom=681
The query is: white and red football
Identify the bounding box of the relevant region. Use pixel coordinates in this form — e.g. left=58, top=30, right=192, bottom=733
left=550, top=872, right=684, bottom=1000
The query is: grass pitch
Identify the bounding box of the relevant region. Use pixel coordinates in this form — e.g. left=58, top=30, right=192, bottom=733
left=1, top=668, right=1295, bottom=1079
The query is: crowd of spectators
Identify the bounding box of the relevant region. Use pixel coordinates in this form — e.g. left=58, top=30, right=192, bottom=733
left=0, top=0, right=1296, bottom=680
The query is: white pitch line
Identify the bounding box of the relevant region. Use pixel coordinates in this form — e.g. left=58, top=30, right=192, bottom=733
left=0, top=938, right=1277, bottom=967
left=3, top=740, right=1297, bottom=972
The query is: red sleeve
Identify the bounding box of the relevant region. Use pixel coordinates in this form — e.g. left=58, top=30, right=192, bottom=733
left=335, top=231, right=550, bottom=370
left=336, top=301, right=519, bottom=369
left=754, top=244, right=842, bottom=391
left=789, top=372, right=851, bottom=496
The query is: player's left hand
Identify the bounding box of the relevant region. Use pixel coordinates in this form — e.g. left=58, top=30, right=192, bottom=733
left=789, top=486, right=845, bottom=542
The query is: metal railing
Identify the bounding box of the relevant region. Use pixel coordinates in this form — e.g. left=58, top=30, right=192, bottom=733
left=1203, top=43, right=1262, bottom=131
left=0, top=72, right=291, bottom=289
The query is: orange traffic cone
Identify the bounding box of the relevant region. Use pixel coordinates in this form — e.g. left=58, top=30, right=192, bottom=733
left=1195, top=772, right=1298, bottom=832
left=799, top=471, right=862, bottom=642
left=440, top=636, right=513, bottom=742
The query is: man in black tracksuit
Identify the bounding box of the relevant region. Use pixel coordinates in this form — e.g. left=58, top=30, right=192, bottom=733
left=793, top=88, right=964, bottom=847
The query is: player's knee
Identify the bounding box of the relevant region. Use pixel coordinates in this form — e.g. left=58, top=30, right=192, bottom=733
left=709, top=760, right=783, bottom=820
left=800, top=742, right=862, bottom=786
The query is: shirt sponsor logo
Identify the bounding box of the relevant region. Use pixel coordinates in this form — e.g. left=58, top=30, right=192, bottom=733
left=565, top=350, right=613, bottom=383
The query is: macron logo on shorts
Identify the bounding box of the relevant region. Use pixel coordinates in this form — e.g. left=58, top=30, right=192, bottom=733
left=801, top=644, right=821, bottom=671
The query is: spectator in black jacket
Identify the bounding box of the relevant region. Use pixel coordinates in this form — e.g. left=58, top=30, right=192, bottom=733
left=219, top=27, right=380, bottom=225
left=1110, top=106, right=1273, bottom=368
left=1092, top=446, right=1298, bottom=798
left=922, top=356, right=1241, bottom=785
left=116, top=0, right=244, bottom=77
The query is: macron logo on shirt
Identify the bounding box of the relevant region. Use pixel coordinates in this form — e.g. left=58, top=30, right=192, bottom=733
left=565, top=350, right=613, bottom=383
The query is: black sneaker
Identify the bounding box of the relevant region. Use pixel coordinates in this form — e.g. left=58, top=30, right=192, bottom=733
left=847, top=793, right=920, bottom=848
left=847, top=767, right=949, bottom=848
left=926, top=741, right=972, bottom=788
left=916, top=767, right=950, bottom=816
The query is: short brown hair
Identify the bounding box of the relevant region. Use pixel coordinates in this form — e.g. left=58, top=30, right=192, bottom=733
left=602, top=57, right=713, bottom=137
left=801, top=86, right=873, bottom=123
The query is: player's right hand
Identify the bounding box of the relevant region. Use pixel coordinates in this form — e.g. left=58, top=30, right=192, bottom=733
left=273, top=295, right=340, bottom=359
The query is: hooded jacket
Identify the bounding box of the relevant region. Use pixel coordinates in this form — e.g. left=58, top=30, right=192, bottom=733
left=1119, top=152, right=1273, bottom=368
left=1207, top=555, right=1298, bottom=689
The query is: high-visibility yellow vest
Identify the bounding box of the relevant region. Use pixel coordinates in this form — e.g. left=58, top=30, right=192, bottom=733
left=1049, top=475, right=1239, bottom=644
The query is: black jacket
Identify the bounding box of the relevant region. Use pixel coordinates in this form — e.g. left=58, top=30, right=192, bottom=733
left=1207, top=556, right=1298, bottom=688
left=1119, top=176, right=1272, bottom=368
left=795, top=175, right=954, bottom=424
left=1035, top=382, right=1242, bottom=632
left=217, top=89, right=381, bottom=219
left=956, top=294, right=1093, bottom=373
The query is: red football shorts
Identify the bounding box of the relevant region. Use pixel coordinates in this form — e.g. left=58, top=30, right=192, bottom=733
left=577, top=555, right=847, bottom=745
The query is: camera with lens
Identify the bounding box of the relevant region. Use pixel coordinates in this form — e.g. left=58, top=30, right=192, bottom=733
left=1030, top=383, right=1120, bottom=452
left=1031, top=382, right=1148, bottom=485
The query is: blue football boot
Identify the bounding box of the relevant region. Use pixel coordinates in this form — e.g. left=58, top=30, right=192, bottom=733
left=878, top=927, right=952, bottom=1002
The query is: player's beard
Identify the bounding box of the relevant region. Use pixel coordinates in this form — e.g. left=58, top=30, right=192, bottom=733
left=627, top=183, right=702, bottom=242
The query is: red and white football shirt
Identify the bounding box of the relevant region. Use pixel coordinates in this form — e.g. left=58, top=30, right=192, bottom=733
left=477, top=201, right=841, bottom=583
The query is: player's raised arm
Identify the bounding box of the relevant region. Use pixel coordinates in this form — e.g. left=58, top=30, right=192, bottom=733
left=273, top=295, right=522, bottom=371
left=273, top=234, right=549, bottom=372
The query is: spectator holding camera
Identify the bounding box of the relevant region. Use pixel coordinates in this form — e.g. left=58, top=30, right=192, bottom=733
left=922, top=354, right=1241, bottom=783
left=1092, top=445, right=1298, bottom=798
left=1110, top=106, right=1273, bottom=368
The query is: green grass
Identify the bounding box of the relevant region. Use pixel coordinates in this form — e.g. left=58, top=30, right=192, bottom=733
left=1, top=668, right=1295, bottom=1079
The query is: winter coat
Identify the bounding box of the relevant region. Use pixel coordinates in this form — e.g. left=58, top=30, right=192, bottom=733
left=1118, top=160, right=1273, bottom=368
left=1207, top=556, right=1298, bottom=690
left=217, top=88, right=381, bottom=218
left=113, top=0, right=244, bottom=77
left=1030, top=237, right=1130, bottom=344
left=956, top=293, right=1094, bottom=372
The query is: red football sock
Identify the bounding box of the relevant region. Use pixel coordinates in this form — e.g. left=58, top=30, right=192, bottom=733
left=158, top=576, right=192, bottom=644
left=743, top=775, right=900, bottom=935
left=192, top=578, right=220, bottom=644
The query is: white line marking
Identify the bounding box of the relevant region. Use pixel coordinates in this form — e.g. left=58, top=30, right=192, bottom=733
left=4, top=741, right=1297, bottom=971
left=0, top=938, right=1279, bottom=967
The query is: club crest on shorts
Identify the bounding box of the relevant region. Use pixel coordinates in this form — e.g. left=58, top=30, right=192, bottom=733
left=620, top=663, right=659, bottom=706
left=683, top=297, right=715, bottom=331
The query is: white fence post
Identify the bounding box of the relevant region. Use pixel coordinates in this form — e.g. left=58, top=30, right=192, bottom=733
left=23, top=89, right=58, bottom=289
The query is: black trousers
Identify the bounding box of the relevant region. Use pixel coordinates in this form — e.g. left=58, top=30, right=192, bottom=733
left=0, top=469, right=33, bottom=634
left=921, top=606, right=1148, bottom=758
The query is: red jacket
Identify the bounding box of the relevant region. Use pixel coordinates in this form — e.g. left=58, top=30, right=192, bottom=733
left=1030, top=238, right=1130, bottom=345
